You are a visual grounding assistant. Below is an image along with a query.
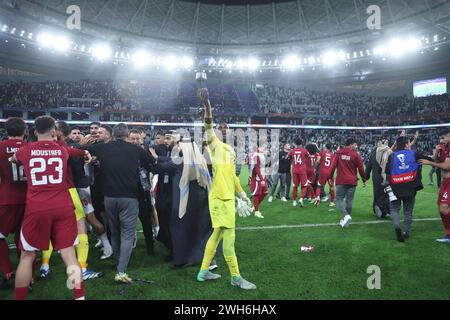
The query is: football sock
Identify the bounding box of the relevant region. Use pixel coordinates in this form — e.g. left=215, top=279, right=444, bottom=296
left=292, top=186, right=298, bottom=201
left=14, top=287, right=28, bottom=300
left=41, top=241, right=53, bottom=266
left=315, top=188, right=321, bottom=198
left=0, top=239, right=13, bottom=276
left=224, top=256, right=240, bottom=278
left=330, top=189, right=335, bottom=202
left=200, top=228, right=224, bottom=271
left=301, top=187, right=307, bottom=199
left=440, top=213, right=450, bottom=236
left=77, top=234, right=89, bottom=269
left=72, top=280, right=85, bottom=300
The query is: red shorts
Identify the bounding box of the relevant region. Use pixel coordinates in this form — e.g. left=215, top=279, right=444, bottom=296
left=318, top=174, right=335, bottom=188
left=307, top=170, right=316, bottom=184
left=292, top=171, right=309, bottom=188
left=438, top=178, right=450, bottom=206
left=0, top=204, right=25, bottom=239
left=250, top=179, right=269, bottom=196
left=19, top=206, right=78, bottom=252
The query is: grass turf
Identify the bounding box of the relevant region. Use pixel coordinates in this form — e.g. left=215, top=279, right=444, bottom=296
left=1, top=166, right=449, bottom=300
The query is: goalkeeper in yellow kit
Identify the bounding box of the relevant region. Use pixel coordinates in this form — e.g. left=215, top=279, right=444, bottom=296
left=196, top=88, right=256, bottom=290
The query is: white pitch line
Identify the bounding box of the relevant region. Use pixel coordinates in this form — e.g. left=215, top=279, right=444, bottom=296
left=137, top=218, right=441, bottom=233
left=235, top=218, right=441, bottom=231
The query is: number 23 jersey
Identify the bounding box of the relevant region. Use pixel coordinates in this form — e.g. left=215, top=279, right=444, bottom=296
left=15, top=141, right=73, bottom=211
left=0, top=139, right=27, bottom=205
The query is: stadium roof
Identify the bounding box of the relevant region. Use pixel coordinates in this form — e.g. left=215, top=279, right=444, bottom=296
left=1, top=0, right=450, bottom=55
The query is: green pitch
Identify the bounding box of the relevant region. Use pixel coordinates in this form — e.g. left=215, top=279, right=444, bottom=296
left=1, top=166, right=449, bottom=300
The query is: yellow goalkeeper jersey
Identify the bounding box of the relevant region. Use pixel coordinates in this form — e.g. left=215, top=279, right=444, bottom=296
left=205, top=122, right=243, bottom=201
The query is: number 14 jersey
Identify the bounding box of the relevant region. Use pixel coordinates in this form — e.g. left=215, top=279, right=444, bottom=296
left=0, top=139, right=27, bottom=205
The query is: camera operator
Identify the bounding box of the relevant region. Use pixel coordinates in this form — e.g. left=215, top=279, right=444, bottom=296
left=385, top=136, right=431, bottom=242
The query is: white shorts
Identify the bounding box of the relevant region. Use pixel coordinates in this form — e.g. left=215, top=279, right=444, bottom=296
left=77, top=187, right=94, bottom=215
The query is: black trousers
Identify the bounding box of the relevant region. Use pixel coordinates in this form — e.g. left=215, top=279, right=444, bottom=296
left=138, top=190, right=154, bottom=256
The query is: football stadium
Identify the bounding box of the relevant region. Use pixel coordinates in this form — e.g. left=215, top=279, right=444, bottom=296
left=0, top=0, right=450, bottom=305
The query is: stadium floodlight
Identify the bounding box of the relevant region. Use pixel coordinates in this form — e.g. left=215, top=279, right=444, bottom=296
left=208, top=57, right=216, bottom=66
left=282, top=54, right=301, bottom=70
left=37, top=33, right=54, bottom=48
left=337, top=50, right=346, bottom=61
left=54, top=35, right=70, bottom=52
left=180, top=56, right=194, bottom=69
left=10, top=27, right=16, bottom=34
left=28, top=32, right=33, bottom=39
left=163, top=55, right=178, bottom=70
left=406, top=38, right=420, bottom=52
left=236, top=59, right=245, bottom=70
left=20, top=30, right=25, bottom=37
left=225, top=60, right=233, bottom=69
left=92, top=44, right=112, bottom=60
left=373, top=45, right=387, bottom=56
left=247, top=57, right=260, bottom=71
left=2, top=25, right=7, bottom=32
left=307, top=56, right=316, bottom=65
left=132, top=49, right=151, bottom=68
left=388, top=38, right=405, bottom=57
left=323, top=51, right=337, bottom=66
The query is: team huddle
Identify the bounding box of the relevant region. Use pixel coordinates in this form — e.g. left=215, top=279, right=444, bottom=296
left=1, top=89, right=450, bottom=300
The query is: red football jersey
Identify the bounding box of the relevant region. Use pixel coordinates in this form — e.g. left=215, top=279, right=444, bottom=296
left=319, top=149, right=335, bottom=176
left=288, top=147, right=310, bottom=173
left=15, top=141, right=73, bottom=211
left=306, top=153, right=317, bottom=172
left=0, top=139, right=27, bottom=205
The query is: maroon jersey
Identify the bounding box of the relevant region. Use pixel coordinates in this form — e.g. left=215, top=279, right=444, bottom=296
left=306, top=153, right=317, bottom=173
left=15, top=141, right=73, bottom=211
left=319, top=149, right=335, bottom=177
left=288, top=147, right=310, bottom=174
left=330, top=147, right=366, bottom=186
left=56, top=140, right=76, bottom=188
left=0, top=139, right=27, bottom=205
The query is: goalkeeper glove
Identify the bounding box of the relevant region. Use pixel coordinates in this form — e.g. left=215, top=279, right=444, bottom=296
left=236, top=197, right=254, bottom=218
left=237, top=191, right=252, bottom=207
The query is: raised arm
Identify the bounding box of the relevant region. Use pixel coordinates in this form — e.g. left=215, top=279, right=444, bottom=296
left=200, top=88, right=219, bottom=151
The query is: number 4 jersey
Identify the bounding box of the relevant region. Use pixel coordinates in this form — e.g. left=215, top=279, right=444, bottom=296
left=0, top=139, right=27, bottom=205
left=15, top=140, right=83, bottom=211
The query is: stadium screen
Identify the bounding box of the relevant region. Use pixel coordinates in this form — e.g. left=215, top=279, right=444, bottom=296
left=413, top=77, right=447, bottom=97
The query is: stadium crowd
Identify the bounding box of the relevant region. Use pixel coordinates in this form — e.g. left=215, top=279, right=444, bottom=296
left=1, top=81, right=449, bottom=127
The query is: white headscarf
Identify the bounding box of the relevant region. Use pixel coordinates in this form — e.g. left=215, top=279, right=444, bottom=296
left=177, top=138, right=211, bottom=219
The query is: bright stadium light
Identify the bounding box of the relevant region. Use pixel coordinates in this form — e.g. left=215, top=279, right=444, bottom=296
left=388, top=38, right=405, bottom=57
left=225, top=60, right=233, bottom=69
left=406, top=38, right=420, bottom=52
left=92, top=44, right=112, bottom=60
left=54, top=35, right=70, bottom=52
left=132, top=49, right=151, bottom=67
left=373, top=45, right=387, bottom=56
left=247, top=57, right=260, bottom=71
left=163, top=55, right=178, bottom=70
left=37, top=33, right=54, bottom=48
left=236, top=58, right=245, bottom=70
left=282, top=54, right=301, bottom=70
left=179, top=56, right=193, bottom=69
left=323, top=51, right=337, bottom=66
left=308, top=56, right=316, bottom=65
left=2, top=25, right=7, bottom=32
left=337, top=50, right=346, bottom=61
